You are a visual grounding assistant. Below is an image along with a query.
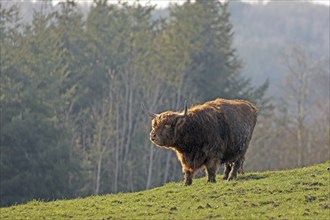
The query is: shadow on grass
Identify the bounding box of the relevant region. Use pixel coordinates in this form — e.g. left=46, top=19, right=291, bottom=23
left=237, top=173, right=269, bottom=181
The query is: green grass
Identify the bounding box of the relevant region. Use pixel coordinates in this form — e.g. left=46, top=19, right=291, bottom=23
left=1, top=162, right=329, bottom=219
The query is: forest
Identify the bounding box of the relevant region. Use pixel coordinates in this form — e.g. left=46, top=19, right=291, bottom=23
left=0, top=0, right=329, bottom=207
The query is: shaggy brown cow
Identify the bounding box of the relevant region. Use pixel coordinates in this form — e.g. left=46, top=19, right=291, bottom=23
left=144, top=98, right=258, bottom=186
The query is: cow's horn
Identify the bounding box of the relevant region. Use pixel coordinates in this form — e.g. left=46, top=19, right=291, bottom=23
left=181, top=100, right=188, bottom=117
left=141, top=103, right=159, bottom=118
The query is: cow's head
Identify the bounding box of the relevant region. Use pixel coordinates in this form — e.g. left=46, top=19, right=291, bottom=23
left=142, top=101, right=188, bottom=148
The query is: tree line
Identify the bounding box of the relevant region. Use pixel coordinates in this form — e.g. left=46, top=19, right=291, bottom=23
left=1, top=0, right=328, bottom=207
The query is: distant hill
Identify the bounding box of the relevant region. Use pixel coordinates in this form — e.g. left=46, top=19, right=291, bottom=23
left=229, top=1, right=329, bottom=96
left=1, top=161, right=329, bottom=219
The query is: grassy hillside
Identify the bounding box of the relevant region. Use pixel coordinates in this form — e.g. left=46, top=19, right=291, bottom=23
left=1, top=161, right=329, bottom=219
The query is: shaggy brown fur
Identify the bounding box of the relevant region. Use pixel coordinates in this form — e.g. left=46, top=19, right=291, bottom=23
left=148, top=98, right=258, bottom=185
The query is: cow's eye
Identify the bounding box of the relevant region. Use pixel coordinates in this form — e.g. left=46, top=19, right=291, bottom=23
left=165, top=124, right=171, bottom=129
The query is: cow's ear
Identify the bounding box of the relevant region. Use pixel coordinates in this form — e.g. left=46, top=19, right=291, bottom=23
left=174, top=117, right=186, bottom=139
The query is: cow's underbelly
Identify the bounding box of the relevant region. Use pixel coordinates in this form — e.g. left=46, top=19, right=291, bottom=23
left=175, top=150, right=207, bottom=172
left=221, top=146, right=244, bottom=163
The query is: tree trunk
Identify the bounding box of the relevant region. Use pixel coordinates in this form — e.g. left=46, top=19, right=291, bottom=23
left=113, top=103, right=120, bottom=193
left=95, top=151, right=103, bottom=195
left=146, top=143, right=154, bottom=189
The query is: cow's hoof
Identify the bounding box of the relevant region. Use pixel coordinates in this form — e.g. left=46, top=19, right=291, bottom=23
left=184, top=180, right=192, bottom=186
left=227, top=175, right=237, bottom=181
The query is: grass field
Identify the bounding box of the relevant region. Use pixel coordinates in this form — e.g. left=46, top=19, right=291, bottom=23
left=1, top=161, right=329, bottom=219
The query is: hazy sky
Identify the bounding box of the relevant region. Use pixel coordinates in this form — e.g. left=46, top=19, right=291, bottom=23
left=35, top=0, right=330, bottom=8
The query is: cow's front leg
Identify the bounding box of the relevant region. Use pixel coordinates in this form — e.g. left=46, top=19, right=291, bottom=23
left=184, top=170, right=193, bottom=186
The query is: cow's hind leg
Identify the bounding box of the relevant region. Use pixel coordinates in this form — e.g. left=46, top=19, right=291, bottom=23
left=227, top=159, right=241, bottom=181
left=222, top=163, right=231, bottom=180
left=238, top=157, right=245, bottom=175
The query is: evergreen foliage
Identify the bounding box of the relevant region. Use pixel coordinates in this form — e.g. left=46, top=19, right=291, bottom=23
left=0, top=2, right=76, bottom=206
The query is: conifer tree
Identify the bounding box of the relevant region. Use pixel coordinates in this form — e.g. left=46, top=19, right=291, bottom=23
left=0, top=2, right=76, bottom=206
left=166, top=0, right=268, bottom=104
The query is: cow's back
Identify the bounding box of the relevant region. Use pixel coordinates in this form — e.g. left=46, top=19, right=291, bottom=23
left=209, top=98, right=257, bottom=161
left=188, top=98, right=257, bottom=141
left=211, top=98, right=257, bottom=130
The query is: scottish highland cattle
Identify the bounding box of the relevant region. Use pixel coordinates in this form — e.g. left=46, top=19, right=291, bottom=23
left=144, top=98, right=258, bottom=186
